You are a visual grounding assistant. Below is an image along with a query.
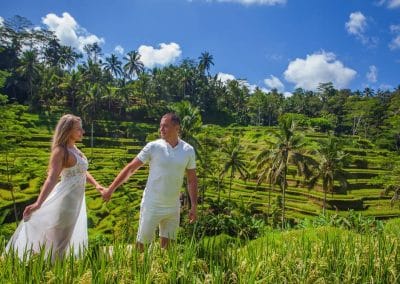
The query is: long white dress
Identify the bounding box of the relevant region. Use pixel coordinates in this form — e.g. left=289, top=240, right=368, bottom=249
left=6, top=148, right=88, bottom=261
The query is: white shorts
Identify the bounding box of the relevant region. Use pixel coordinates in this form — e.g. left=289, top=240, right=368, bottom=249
left=136, top=205, right=180, bottom=244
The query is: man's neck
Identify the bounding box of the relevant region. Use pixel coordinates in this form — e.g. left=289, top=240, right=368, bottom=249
left=164, top=137, right=179, bottom=148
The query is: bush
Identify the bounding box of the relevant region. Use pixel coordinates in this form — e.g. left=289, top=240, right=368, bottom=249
left=182, top=200, right=265, bottom=240
left=298, top=210, right=384, bottom=234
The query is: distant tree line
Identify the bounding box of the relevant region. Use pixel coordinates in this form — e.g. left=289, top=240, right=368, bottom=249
left=1, top=15, right=400, bottom=150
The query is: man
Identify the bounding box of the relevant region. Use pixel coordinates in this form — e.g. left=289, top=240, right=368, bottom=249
left=102, top=113, right=198, bottom=250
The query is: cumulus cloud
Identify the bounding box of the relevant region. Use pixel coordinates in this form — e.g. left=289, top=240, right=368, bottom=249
left=42, top=12, right=104, bottom=51
left=0, top=16, right=4, bottom=26
left=138, top=42, right=181, bottom=68
left=346, top=11, right=366, bottom=35
left=215, top=0, right=286, bottom=5
left=114, top=45, right=124, bottom=55
left=366, top=65, right=378, bottom=83
left=389, top=24, right=400, bottom=50
left=216, top=73, right=258, bottom=92
left=264, top=75, right=284, bottom=91
left=283, top=51, right=357, bottom=91
left=345, top=11, right=373, bottom=45
left=217, top=72, right=236, bottom=83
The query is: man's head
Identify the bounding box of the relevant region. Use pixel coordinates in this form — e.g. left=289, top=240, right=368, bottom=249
left=160, top=113, right=181, bottom=140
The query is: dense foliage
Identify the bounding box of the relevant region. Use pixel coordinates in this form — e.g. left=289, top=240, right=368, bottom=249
left=1, top=15, right=400, bottom=151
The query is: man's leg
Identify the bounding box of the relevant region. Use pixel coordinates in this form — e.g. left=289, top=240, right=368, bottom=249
left=160, top=237, right=170, bottom=249
left=159, top=208, right=180, bottom=249
left=136, top=207, right=160, bottom=251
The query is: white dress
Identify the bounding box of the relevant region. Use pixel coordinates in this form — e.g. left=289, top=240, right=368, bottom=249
left=6, top=148, right=88, bottom=261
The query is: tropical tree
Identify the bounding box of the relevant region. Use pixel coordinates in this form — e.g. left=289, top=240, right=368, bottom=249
left=103, top=54, right=123, bottom=79
left=169, top=101, right=203, bottom=151
left=256, top=116, right=314, bottom=228
left=198, top=51, right=214, bottom=76
left=123, top=50, right=144, bottom=79
left=220, top=137, right=249, bottom=209
left=16, top=49, right=41, bottom=104
left=83, top=42, right=102, bottom=64
left=308, top=137, right=348, bottom=215
left=256, top=146, right=283, bottom=224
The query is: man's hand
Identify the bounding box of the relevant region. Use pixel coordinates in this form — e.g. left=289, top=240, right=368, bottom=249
left=188, top=207, right=197, bottom=223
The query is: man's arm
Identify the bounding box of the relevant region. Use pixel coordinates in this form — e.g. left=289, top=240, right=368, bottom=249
left=103, top=157, right=144, bottom=201
left=187, top=168, right=198, bottom=223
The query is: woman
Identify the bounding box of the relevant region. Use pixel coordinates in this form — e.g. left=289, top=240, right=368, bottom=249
left=6, top=114, right=104, bottom=261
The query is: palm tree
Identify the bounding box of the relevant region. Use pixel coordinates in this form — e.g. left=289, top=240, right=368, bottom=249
left=308, top=137, right=348, bottom=215
left=170, top=101, right=203, bottom=151
left=59, top=45, right=80, bottom=70
left=256, top=116, right=314, bottom=228
left=220, top=137, right=249, bottom=210
left=16, top=50, right=41, bottom=103
left=123, top=50, right=144, bottom=79
left=83, top=42, right=102, bottom=64
left=103, top=54, right=123, bottom=79
left=256, top=150, right=283, bottom=224
left=198, top=51, right=214, bottom=76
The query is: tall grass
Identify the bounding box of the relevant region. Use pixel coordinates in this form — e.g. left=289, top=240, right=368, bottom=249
left=1, top=221, right=399, bottom=283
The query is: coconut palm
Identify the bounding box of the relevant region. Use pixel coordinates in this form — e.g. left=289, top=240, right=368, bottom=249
left=220, top=137, right=249, bottom=210
left=16, top=50, right=41, bottom=102
left=170, top=101, right=203, bottom=151
left=123, top=50, right=144, bottom=79
left=198, top=51, right=214, bottom=76
left=256, top=151, right=283, bottom=224
left=308, top=137, right=348, bottom=215
left=103, top=54, right=123, bottom=79
left=256, top=116, right=314, bottom=228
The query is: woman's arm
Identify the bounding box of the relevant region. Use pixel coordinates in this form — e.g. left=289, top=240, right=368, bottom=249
left=23, top=147, right=65, bottom=219
left=86, top=171, right=104, bottom=193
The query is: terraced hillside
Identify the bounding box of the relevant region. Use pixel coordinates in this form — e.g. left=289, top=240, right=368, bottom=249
left=0, top=113, right=399, bottom=242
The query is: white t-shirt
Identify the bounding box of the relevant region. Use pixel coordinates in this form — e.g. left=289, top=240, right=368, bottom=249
left=136, top=138, right=196, bottom=208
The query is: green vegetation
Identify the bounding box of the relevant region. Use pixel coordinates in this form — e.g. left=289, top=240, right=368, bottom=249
left=0, top=218, right=399, bottom=283
left=1, top=14, right=400, bottom=282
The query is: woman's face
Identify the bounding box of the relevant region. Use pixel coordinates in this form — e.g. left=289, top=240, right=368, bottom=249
left=70, top=120, right=85, bottom=142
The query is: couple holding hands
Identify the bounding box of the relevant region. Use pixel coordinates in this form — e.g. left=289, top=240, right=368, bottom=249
left=6, top=113, right=198, bottom=260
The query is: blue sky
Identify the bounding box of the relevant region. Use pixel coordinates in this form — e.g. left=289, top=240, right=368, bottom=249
left=2, top=0, right=400, bottom=94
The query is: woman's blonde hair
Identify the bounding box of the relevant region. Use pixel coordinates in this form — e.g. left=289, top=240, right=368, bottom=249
left=52, top=114, right=81, bottom=166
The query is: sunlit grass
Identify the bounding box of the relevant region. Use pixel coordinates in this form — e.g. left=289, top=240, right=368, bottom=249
left=1, top=223, right=399, bottom=283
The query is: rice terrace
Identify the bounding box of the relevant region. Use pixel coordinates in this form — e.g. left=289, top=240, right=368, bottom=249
left=1, top=1, right=400, bottom=283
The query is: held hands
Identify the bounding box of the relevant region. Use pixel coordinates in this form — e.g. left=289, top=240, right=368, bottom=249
left=101, top=188, right=113, bottom=202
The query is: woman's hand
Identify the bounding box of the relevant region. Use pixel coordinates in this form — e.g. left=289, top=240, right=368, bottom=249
left=23, top=202, right=41, bottom=221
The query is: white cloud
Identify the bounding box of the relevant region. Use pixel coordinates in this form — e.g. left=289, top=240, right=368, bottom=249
left=390, top=35, right=400, bottom=49
left=215, top=0, right=286, bottom=5
left=391, top=24, right=400, bottom=33
left=114, top=45, right=124, bottom=55
left=0, top=16, right=4, bottom=27
left=216, top=73, right=258, bottom=92
left=264, top=75, right=284, bottom=91
left=42, top=12, right=104, bottom=51
left=388, top=0, right=400, bottom=8
left=345, top=11, right=368, bottom=43
left=366, top=65, right=378, bottom=83
left=283, top=51, right=357, bottom=91
left=217, top=72, right=236, bottom=83
left=239, top=80, right=258, bottom=93
left=138, top=42, right=181, bottom=68
left=389, top=25, right=400, bottom=50
left=379, top=84, right=393, bottom=90
left=377, top=0, right=400, bottom=8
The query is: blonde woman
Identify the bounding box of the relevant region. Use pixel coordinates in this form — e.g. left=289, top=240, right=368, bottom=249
left=6, top=114, right=104, bottom=261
